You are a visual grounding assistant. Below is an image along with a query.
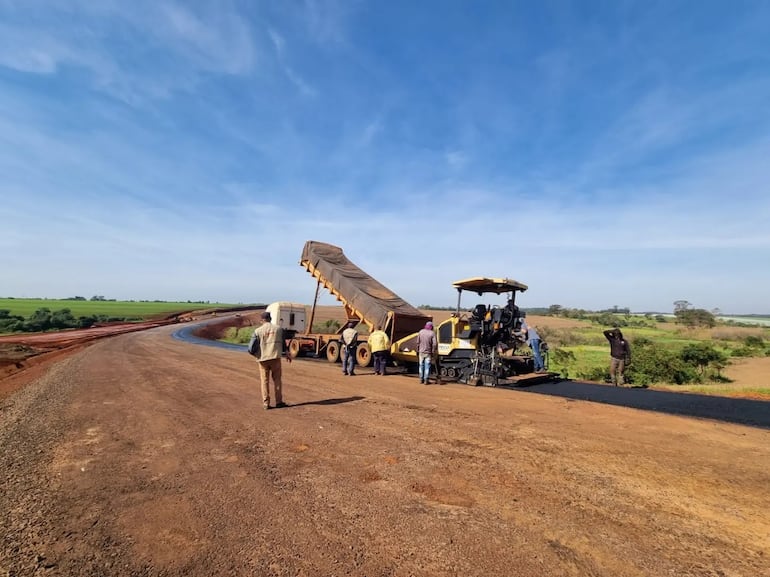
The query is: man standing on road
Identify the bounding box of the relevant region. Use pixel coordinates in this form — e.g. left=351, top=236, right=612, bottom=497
left=604, top=328, right=631, bottom=386
left=368, top=325, right=390, bottom=375
left=520, top=321, right=546, bottom=373
left=253, top=311, right=291, bottom=410
left=416, top=321, right=437, bottom=384
left=341, top=320, right=359, bottom=376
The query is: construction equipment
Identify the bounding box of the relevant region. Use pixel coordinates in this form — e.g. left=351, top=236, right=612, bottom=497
left=288, top=241, right=431, bottom=366
left=391, top=277, right=551, bottom=386
left=288, top=241, right=551, bottom=385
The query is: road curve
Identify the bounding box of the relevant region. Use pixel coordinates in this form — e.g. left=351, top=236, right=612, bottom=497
left=2, top=323, right=768, bottom=576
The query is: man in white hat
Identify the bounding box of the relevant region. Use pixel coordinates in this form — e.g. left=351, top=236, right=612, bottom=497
left=253, top=310, right=292, bottom=409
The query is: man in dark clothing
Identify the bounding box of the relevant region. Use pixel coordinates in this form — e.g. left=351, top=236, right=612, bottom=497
left=416, top=322, right=437, bottom=384
left=603, top=328, right=631, bottom=386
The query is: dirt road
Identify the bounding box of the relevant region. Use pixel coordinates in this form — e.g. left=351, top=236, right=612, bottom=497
left=1, top=323, right=769, bottom=576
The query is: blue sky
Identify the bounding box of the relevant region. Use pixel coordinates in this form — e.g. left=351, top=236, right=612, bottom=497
left=1, top=1, right=769, bottom=314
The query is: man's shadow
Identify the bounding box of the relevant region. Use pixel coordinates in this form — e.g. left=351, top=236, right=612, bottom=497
left=289, top=395, right=365, bottom=408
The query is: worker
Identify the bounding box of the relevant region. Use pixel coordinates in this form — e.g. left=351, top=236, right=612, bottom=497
left=603, top=328, right=631, bottom=386
left=520, top=321, right=546, bottom=373
left=368, top=325, right=390, bottom=375
left=253, top=311, right=291, bottom=410
left=341, top=320, right=359, bottom=376
left=416, top=321, right=437, bottom=384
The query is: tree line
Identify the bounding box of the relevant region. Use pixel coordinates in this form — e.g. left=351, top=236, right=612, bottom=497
left=0, top=308, right=137, bottom=333
left=543, top=302, right=717, bottom=328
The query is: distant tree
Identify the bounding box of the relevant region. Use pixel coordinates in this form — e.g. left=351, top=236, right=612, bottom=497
left=673, top=300, right=691, bottom=313
left=675, top=308, right=716, bottom=328
left=547, top=304, right=563, bottom=316
left=90, top=295, right=107, bottom=301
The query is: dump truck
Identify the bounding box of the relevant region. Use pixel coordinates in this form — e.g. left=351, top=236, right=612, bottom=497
left=390, top=277, right=553, bottom=386
left=285, top=240, right=432, bottom=366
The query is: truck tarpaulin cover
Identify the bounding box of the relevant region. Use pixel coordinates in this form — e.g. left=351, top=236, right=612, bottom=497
left=300, top=241, right=429, bottom=331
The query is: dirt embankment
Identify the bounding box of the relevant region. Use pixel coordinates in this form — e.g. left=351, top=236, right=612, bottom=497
left=0, top=313, right=204, bottom=398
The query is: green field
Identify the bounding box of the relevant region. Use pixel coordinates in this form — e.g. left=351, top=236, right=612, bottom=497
left=0, top=298, right=241, bottom=319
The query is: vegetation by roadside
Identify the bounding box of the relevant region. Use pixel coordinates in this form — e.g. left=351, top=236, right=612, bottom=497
left=537, top=312, right=770, bottom=396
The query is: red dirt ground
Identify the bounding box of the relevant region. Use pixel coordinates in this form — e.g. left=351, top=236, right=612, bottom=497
left=1, top=309, right=769, bottom=576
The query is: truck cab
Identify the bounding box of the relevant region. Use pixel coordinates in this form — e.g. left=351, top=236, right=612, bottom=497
left=265, top=302, right=306, bottom=340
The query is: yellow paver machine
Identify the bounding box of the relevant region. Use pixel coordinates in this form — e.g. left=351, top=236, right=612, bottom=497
left=391, top=277, right=554, bottom=386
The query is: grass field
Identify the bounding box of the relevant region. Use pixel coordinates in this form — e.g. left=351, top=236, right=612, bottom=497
left=0, top=298, right=242, bottom=319
left=718, top=315, right=770, bottom=327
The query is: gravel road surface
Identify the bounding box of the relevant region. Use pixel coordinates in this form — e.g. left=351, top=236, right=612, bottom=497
left=2, top=323, right=769, bottom=576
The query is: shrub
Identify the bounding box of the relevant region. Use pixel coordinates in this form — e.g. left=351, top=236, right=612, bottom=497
left=222, top=327, right=240, bottom=340
left=744, top=335, right=765, bottom=348
left=590, top=313, right=628, bottom=327
left=626, top=342, right=698, bottom=386
left=50, top=308, right=76, bottom=329
left=77, top=315, right=98, bottom=328
left=679, top=343, right=727, bottom=376
left=730, top=346, right=756, bottom=358
left=551, top=348, right=576, bottom=365
left=312, top=319, right=341, bottom=333
left=577, top=366, right=610, bottom=382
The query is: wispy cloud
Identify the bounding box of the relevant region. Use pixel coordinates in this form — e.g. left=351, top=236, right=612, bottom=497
left=1, top=1, right=768, bottom=313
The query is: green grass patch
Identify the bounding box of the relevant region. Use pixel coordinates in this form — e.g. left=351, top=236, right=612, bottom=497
left=653, top=384, right=770, bottom=398
left=548, top=345, right=607, bottom=380
left=0, top=298, right=239, bottom=319
left=220, top=326, right=255, bottom=345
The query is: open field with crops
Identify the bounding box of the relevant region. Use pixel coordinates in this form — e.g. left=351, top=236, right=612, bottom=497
left=0, top=298, right=245, bottom=320
left=718, top=315, right=770, bottom=326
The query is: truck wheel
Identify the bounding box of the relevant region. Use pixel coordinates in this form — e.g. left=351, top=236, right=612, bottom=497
left=356, top=343, right=372, bottom=367
left=288, top=339, right=301, bottom=359
left=326, top=341, right=341, bottom=363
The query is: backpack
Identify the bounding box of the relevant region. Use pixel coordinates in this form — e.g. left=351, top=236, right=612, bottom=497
left=247, top=333, right=261, bottom=357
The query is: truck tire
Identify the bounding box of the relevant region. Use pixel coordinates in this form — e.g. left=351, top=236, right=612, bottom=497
left=356, top=343, right=372, bottom=367
left=288, top=339, right=301, bottom=359
left=326, top=341, right=341, bottom=363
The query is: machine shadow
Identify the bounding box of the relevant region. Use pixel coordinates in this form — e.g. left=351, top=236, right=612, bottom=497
left=289, top=395, right=365, bottom=408
left=507, top=380, right=770, bottom=430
